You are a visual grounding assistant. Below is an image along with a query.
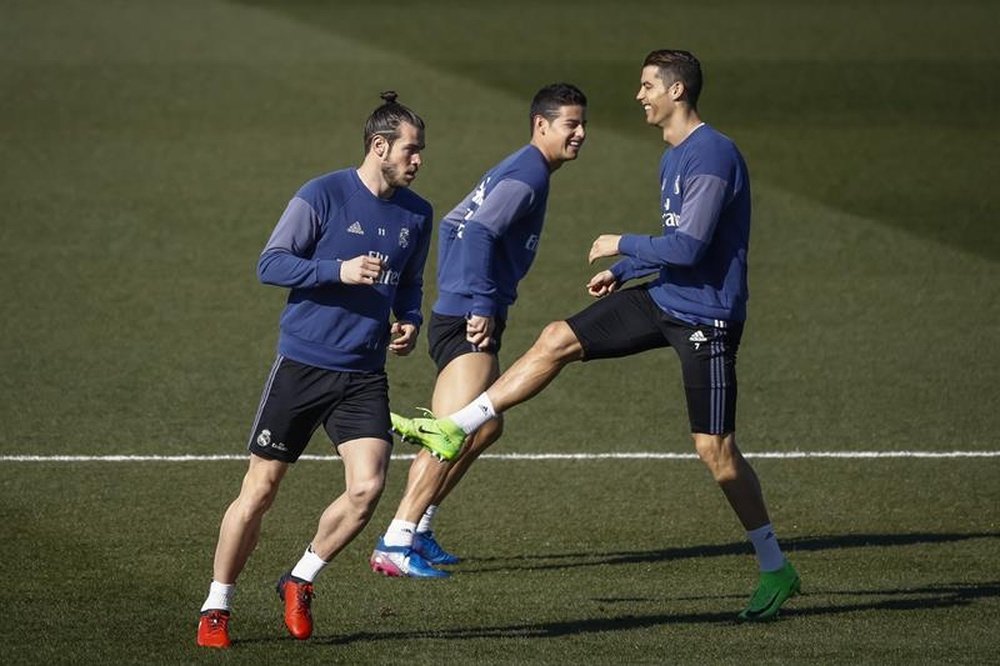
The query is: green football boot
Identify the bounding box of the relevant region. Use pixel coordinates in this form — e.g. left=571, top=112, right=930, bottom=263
left=390, top=410, right=466, bottom=462
left=737, top=560, right=801, bottom=622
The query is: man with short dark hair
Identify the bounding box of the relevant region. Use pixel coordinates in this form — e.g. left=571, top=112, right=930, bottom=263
left=197, top=91, right=434, bottom=648
left=394, top=52, right=801, bottom=621
left=369, top=83, right=588, bottom=578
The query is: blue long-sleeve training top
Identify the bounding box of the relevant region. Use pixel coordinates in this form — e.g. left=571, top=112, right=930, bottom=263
left=611, top=124, right=751, bottom=325
left=434, top=144, right=551, bottom=320
left=257, top=168, right=433, bottom=372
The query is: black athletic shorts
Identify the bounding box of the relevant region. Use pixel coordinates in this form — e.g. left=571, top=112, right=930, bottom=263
left=427, top=312, right=507, bottom=373
left=565, top=286, right=744, bottom=435
left=245, top=356, right=392, bottom=463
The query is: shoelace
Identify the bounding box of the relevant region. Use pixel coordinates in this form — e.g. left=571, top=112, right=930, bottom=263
left=207, top=612, right=228, bottom=631
left=295, top=584, right=314, bottom=610
left=419, top=534, right=444, bottom=557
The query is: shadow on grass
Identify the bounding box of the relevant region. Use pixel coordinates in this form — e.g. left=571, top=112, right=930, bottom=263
left=231, top=581, right=999, bottom=646
left=229, top=533, right=999, bottom=647
left=456, top=531, right=1000, bottom=574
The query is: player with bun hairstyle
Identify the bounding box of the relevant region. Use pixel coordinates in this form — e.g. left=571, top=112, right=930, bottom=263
left=196, top=91, right=433, bottom=648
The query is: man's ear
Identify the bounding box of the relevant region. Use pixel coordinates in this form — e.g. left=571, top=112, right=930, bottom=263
left=532, top=114, right=547, bottom=136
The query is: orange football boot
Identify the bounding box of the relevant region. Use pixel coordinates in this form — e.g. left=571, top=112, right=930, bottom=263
left=196, top=609, right=231, bottom=648
left=276, top=572, right=314, bottom=639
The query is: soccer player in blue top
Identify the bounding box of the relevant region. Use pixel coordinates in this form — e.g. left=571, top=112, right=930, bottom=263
left=370, top=83, right=587, bottom=578
left=393, top=52, right=801, bottom=620
left=196, top=92, right=433, bottom=648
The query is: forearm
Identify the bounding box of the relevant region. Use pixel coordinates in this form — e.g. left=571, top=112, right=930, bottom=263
left=257, top=250, right=341, bottom=288
left=618, top=232, right=707, bottom=268
left=610, top=256, right=660, bottom=283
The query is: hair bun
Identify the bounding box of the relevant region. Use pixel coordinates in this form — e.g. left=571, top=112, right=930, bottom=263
left=380, top=90, right=399, bottom=105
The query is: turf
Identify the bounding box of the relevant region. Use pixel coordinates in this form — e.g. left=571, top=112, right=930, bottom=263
left=2, top=459, right=999, bottom=664
left=0, top=0, right=998, bottom=663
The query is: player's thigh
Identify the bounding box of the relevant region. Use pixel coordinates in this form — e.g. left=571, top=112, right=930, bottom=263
left=431, top=351, right=500, bottom=416
left=238, top=453, right=289, bottom=503
left=426, top=311, right=503, bottom=415
left=322, top=371, right=392, bottom=451
left=246, top=356, right=338, bottom=463
left=338, top=436, right=393, bottom=491
left=427, top=312, right=507, bottom=371
left=245, top=452, right=289, bottom=484
left=668, top=322, right=743, bottom=435
left=565, top=286, right=669, bottom=361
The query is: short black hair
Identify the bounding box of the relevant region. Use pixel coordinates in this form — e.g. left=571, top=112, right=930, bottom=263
left=363, top=91, right=425, bottom=153
left=529, top=83, right=587, bottom=134
left=643, top=50, right=703, bottom=108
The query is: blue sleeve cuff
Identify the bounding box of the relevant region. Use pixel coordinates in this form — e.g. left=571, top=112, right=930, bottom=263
left=396, top=312, right=423, bottom=328
left=617, top=234, right=642, bottom=258
left=609, top=259, right=630, bottom=281
left=316, top=259, right=342, bottom=285
left=471, top=297, right=497, bottom=317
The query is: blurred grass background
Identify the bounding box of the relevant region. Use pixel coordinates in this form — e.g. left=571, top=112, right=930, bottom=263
left=2, top=0, right=997, bottom=455
left=0, top=0, right=997, bottom=663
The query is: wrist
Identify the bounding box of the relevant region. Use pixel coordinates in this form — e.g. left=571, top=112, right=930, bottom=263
left=319, top=259, right=342, bottom=284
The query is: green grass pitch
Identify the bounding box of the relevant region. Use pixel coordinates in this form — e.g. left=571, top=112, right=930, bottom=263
left=1, top=0, right=998, bottom=663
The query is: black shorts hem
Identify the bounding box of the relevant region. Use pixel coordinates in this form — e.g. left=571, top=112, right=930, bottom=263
left=563, top=316, right=593, bottom=361
left=427, top=312, right=506, bottom=373
left=332, top=431, right=395, bottom=448
left=247, top=444, right=297, bottom=464
left=246, top=358, right=391, bottom=462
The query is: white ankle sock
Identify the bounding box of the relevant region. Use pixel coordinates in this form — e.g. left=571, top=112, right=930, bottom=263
left=450, top=392, right=496, bottom=434
left=384, top=519, right=416, bottom=548
left=201, top=580, right=235, bottom=613
left=747, top=523, right=785, bottom=572
left=417, top=505, right=438, bottom=534
left=290, top=545, right=328, bottom=583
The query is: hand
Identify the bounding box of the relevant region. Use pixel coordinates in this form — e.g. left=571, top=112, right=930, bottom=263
left=465, top=314, right=495, bottom=350
left=388, top=321, right=418, bottom=356
left=340, top=254, right=384, bottom=285
left=586, top=270, right=619, bottom=298
left=588, top=234, right=622, bottom=264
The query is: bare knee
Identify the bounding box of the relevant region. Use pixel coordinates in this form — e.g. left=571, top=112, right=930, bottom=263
left=693, top=433, right=740, bottom=484
left=235, top=468, right=283, bottom=518
left=346, top=473, right=386, bottom=517
left=532, top=321, right=583, bottom=364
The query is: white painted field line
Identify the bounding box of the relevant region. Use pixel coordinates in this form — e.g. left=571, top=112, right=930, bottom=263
left=0, top=450, right=998, bottom=463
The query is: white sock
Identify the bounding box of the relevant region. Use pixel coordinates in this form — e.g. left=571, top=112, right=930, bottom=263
left=450, top=392, right=496, bottom=434
left=383, top=519, right=416, bottom=548
left=747, top=523, right=785, bottom=572
left=289, top=544, right=328, bottom=583
left=416, top=505, right=438, bottom=534
left=201, top=581, right=235, bottom=613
